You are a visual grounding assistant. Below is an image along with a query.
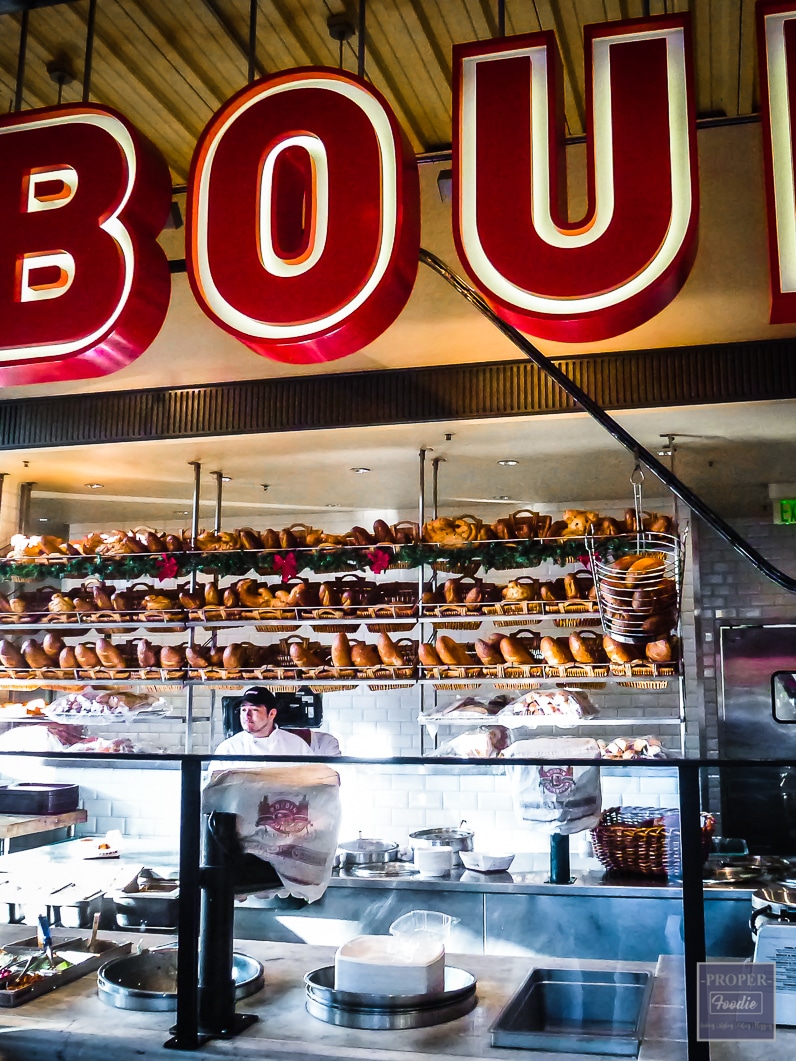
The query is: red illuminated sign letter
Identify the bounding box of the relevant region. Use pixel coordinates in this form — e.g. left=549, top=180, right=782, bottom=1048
left=453, top=16, right=699, bottom=342
left=0, top=105, right=172, bottom=385
left=757, top=2, right=796, bottom=324
left=187, top=69, right=420, bottom=365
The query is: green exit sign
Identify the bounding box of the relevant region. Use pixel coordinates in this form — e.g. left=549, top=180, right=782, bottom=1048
left=780, top=499, right=796, bottom=524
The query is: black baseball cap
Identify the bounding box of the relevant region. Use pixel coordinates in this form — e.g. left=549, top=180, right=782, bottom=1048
left=239, top=687, right=276, bottom=710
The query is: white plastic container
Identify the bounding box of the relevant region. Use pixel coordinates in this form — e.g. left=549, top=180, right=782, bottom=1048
left=459, top=851, right=515, bottom=873
left=334, top=934, right=445, bottom=995
left=388, top=910, right=458, bottom=943
left=413, top=845, right=453, bottom=876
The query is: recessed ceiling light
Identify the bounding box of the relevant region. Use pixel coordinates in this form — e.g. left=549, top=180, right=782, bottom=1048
left=85, top=483, right=104, bottom=489
left=326, top=503, right=341, bottom=508
left=497, top=459, right=519, bottom=467
left=38, top=517, right=48, bottom=522
left=221, top=475, right=232, bottom=482
left=350, top=467, right=371, bottom=474
left=494, top=495, right=511, bottom=501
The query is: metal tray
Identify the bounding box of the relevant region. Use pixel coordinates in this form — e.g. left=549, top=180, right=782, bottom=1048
left=305, top=965, right=477, bottom=1030
left=0, top=935, right=132, bottom=1008
left=98, top=949, right=264, bottom=1011
left=489, top=968, right=653, bottom=1056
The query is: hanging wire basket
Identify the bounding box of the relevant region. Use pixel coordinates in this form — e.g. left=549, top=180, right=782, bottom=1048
left=587, top=530, right=685, bottom=644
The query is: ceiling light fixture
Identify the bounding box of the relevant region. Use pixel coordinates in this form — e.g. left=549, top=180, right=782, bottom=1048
left=39, top=517, right=48, bottom=522
left=497, top=459, right=519, bottom=467
left=85, top=483, right=104, bottom=489
left=221, top=475, right=232, bottom=482
left=326, top=503, right=341, bottom=508
left=494, top=495, right=511, bottom=501
left=350, top=467, right=371, bottom=474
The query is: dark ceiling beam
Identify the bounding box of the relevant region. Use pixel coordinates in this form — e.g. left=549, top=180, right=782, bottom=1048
left=476, top=0, right=499, bottom=39
left=200, top=0, right=266, bottom=80
left=408, top=0, right=452, bottom=85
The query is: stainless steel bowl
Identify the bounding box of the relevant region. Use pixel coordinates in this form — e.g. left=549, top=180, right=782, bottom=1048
left=97, top=948, right=264, bottom=1011
left=336, top=837, right=399, bottom=867
left=409, top=827, right=474, bottom=866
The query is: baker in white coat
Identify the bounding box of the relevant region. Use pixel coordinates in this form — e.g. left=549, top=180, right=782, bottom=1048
left=213, top=687, right=340, bottom=759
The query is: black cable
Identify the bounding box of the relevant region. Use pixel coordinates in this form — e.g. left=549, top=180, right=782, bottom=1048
left=418, top=247, right=796, bottom=595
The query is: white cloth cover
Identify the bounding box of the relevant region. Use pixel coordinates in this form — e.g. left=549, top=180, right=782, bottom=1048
left=202, top=765, right=342, bottom=903
left=503, top=737, right=603, bottom=835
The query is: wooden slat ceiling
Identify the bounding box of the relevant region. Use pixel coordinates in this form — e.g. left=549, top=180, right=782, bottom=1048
left=0, top=0, right=762, bottom=184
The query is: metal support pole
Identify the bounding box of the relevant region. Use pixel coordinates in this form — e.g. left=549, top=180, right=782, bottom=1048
left=678, top=764, right=709, bottom=1061
left=14, top=8, right=28, bottom=112
left=0, top=474, right=7, bottom=527
left=497, top=0, right=505, bottom=37
left=419, top=247, right=796, bottom=595
left=17, top=482, right=35, bottom=536
left=431, top=457, right=445, bottom=520
left=82, top=0, right=97, bottom=102
left=418, top=447, right=431, bottom=633
left=188, top=462, right=202, bottom=553
left=211, top=472, right=224, bottom=534
left=548, top=833, right=572, bottom=884
left=247, top=0, right=257, bottom=84
left=165, top=758, right=205, bottom=1050
left=357, top=0, right=366, bottom=79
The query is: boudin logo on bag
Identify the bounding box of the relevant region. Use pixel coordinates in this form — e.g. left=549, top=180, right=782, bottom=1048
left=538, top=765, right=576, bottom=796
left=256, top=794, right=311, bottom=836
left=1, top=3, right=795, bottom=384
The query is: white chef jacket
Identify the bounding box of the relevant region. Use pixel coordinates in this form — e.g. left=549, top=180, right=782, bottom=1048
left=214, top=725, right=315, bottom=759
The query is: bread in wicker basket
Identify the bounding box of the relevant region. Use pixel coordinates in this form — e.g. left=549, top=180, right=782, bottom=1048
left=591, top=806, right=715, bottom=878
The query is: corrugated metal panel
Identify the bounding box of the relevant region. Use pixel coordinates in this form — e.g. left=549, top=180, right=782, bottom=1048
left=0, top=339, right=794, bottom=451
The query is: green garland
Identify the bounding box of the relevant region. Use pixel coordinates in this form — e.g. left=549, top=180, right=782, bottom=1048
left=0, top=536, right=636, bottom=583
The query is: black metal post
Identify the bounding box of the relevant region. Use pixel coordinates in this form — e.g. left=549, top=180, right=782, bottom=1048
left=358, top=0, right=366, bottom=79
left=83, top=0, right=97, bottom=102
left=419, top=248, right=796, bottom=596
left=14, top=8, right=28, bottom=112
left=549, top=833, right=571, bottom=883
left=678, top=763, right=710, bottom=1061
left=165, top=757, right=204, bottom=1050
left=247, top=0, right=257, bottom=84
left=197, top=812, right=240, bottom=1036
left=497, top=0, right=506, bottom=37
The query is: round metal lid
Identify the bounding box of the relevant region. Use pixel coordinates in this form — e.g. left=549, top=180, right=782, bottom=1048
left=752, top=884, right=796, bottom=911
left=338, top=838, right=399, bottom=855
left=409, top=827, right=473, bottom=842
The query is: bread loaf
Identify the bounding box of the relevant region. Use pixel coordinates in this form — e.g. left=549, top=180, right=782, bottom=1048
left=42, top=633, right=65, bottom=661
left=161, top=645, right=185, bottom=669
left=568, top=631, right=603, bottom=664
left=289, top=642, right=324, bottom=669
left=59, top=645, right=78, bottom=669
left=435, top=635, right=472, bottom=666
left=645, top=637, right=674, bottom=662
left=22, top=640, right=51, bottom=669
left=137, top=639, right=158, bottom=668
left=475, top=638, right=503, bottom=666
left=350, top=643, right=381, bottom=668
left=377, top=632, right=405, bottom=667
left=96, top=638, right=126, bottom=669
left=602, top=636, right=643, bottom=664
left=499, top=636, right=536, bottom=665
left=186, top=646, right=210, bottom=668
left=331, top=632, right=353, bottom=668
left=419, top=643, right=442, bottom=667
left=75, top=643, right=100, bottom=668
left=539, top=636, right=574, bottom=666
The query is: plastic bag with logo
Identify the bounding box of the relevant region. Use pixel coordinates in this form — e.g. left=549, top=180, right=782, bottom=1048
left=202, top=765, right=341, bottom=903
left=502, top=737, right=602, bottom=835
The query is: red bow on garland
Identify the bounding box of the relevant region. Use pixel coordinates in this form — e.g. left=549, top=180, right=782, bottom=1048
left=273, top=551, right=298, bottom=582
left=366, top=548, right=391, bottom=575
left=155, top=553, right=179, bottom=581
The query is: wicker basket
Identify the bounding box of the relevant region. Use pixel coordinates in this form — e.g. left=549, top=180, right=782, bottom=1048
left=591, top=806, right=715, bottom=878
